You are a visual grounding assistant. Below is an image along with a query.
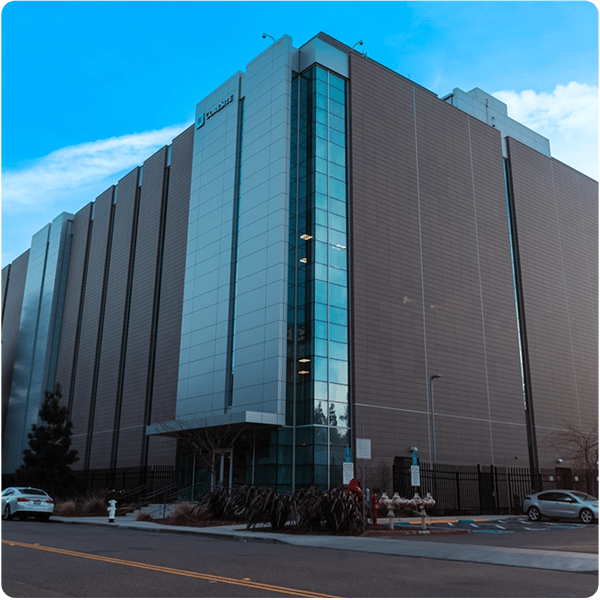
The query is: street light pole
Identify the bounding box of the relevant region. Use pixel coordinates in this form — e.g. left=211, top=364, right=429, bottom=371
left=429, top=375, right=442, bottom=465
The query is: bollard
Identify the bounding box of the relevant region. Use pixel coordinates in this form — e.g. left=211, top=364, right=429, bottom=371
left=108, top=499, right=117, bottom=523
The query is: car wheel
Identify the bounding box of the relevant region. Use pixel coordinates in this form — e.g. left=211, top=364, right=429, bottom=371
left=528, top=506, right=541, bottom=521
left=2, top=505, right=11, bottom=521
left=579, top=508, right=594, bottom=524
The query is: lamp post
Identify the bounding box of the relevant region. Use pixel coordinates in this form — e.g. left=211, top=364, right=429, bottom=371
left=429, top=375, right=442, bottom=465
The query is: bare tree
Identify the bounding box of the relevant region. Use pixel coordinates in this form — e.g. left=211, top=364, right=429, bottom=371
left=546, top=421, right=598, bottom=473
left=156, top=418, right=247, bottom=491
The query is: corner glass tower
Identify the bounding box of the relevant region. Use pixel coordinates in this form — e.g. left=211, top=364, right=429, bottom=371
left=287, top=65, right=350, bottom=489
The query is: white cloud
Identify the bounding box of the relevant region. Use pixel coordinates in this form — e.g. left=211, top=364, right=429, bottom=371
left=2, top=123, right=191, bottom=213
left=493, top=82, right=598, bottom=180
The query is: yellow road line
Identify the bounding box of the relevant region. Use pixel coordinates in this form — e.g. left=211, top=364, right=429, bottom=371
left=3, top=539, right=341, bottom=598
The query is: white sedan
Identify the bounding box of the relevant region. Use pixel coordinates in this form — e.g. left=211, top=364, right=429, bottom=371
left=1, top=487, right=54, bottom=521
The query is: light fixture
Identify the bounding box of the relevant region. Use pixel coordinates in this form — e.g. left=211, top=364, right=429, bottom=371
left=262, top=33, right=275, bottom=42
left=299, top=358, right=311, bottom=363
left=352, top=40, right=364, bottom=50
left=300, top=257, right=307, bottom=263
left=299, top=370, right=309, bottom=375
left=301, top=234, right=313, bottom=240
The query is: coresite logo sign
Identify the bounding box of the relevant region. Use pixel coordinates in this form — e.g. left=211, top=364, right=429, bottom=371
left=197, top=94, right=235, bottom=129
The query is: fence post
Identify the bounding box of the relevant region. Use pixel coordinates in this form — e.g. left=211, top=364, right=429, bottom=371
left=455, top=470, right=461, bottom=512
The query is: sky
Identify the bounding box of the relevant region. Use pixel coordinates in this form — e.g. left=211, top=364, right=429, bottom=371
left=2, top=1, right=598, bottom=267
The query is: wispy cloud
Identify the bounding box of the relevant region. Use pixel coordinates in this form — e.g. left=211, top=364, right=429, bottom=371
left=2, top=123, right=190, bottom=213
left=493, top=82, right=598, bottom=180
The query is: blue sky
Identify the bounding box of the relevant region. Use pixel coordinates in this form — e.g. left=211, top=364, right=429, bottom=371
left=2, top=1, right=598, bottom=266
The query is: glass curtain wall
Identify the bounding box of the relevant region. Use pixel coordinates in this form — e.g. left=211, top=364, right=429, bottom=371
left=286, top=65, right=350, bottom=490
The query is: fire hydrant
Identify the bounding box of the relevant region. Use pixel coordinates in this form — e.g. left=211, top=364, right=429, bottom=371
left=372, top=494, right=380, bottom=526
left=411, top=492, right=436, bottom=530
left=379, top=491, right=436, bottom=530
left=108, top=499, right=117, bottom=523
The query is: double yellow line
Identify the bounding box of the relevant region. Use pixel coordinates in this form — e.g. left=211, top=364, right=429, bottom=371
left=3, top=539, right=341, bottom=598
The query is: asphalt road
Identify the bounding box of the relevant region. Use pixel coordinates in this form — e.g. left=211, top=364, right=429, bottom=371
left=2, top=521, right=598, bottom=598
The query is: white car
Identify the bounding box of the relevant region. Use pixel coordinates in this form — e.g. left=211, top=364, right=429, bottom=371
left=1, top=487, right=54, bottom=521
left=523, top=489, right=598, bottom=524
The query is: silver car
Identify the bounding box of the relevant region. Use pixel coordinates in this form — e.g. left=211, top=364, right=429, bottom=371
left=523, top=489, right=598, bottom=524
left=1, top=487, right=54, bottom=521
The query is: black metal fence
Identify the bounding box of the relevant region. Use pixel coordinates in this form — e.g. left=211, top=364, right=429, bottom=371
left=77, top=466, right=176, bottom=496
left=393, top=457, right=598, bottom=515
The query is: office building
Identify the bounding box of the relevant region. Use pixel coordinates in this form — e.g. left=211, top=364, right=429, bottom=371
left=3, top=33, right=597, bottom=496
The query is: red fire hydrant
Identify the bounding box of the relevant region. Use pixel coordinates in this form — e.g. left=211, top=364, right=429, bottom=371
left=372, top=493, right=380, bottom=526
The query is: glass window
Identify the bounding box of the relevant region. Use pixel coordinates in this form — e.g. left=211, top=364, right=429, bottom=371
left=315, top=209, right=328, bottom=227
left=314, top=302, right=327, bottom=321
left=314, top=357, right=328, bottom=382
left=315, top=157, right=328, bottom=174
left=328, top=229, right=346, bottom=248
left=314, top=280, right=327, bottom=302
left=315, top=193, right=328, bottom=210
left=329, top=245, right=347, bottom=269
left=314, top=225, right=328, bottom=242
left=328, top=267, right=347, bottom=286
left=329, top=73, right=346, bottom=91
left=329, top=129, right=345, bottom=147
left=329, top=383, right=348, bottom=402
left=329, top=163, right=346, bottom=181
left=329, top=306, right=347, bottom=325
left=329, top=359, right=348, bottom=384
left=329, top=114, right=345, bottom=133
left=314, top=381, right=328, bottom=399
left=329, top=213, right=346, bottom=233
left=316, top=108, right=328, bottom=125
left=316, top=122, right=328, bottom=140
left=315, top=241, right=328, bottom=264
left=329, top=340, right=348, bottom=361
left=315, top=137, right=328, bottom=158
left=328, top=85, right=345, bottom=105
left=329, top=143, right=345, bottom=166
left=314, top=320, right=328, bottom=339
left=316, top=94, right=327, bottom=110
left=314, top=338, right=328, bottom=357
left=330, top=323, right=348, bottom=343
left=315, top=67, right=328, bottom=82
left=328, top=402, right=349, bottom=426
left=314, top=445, right=328, bottom=464
left=329, top=178, right=346, bottom=200
left=314, top=263, right=327, bottom=281
left=329, top=100, right=345, bottom=118
left=329, top=283, right=347, bottom=308
left=329, top=197, right=346, bottom=217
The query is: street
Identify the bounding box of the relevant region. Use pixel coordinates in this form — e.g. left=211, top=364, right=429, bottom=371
left=2, top=520, right=598, bottom=597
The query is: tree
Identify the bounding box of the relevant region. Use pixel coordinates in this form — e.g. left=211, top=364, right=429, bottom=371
left=157, top=418, right=247, bottom=492
left=546, top=421, right=598, bottom=494
left=16, top=384, right=79, bottom=496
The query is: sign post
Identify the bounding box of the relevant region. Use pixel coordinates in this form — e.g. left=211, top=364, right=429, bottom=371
left=357, top=431, right=371, bottom=532
left=411, top=448, right=420, bottom=494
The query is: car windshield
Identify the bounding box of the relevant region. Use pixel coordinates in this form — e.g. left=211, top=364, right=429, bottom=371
left=15, top=488, right=47, bottom=496
left=571, top=491, right=597, bottom=501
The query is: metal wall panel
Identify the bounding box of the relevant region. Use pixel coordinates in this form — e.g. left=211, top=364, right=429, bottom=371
left=147, top=126, right=194, bottom=465
left=507, top=138, right=598, bottom=464
left=1, top=251, right=30, bottom=438
left=88, top=169, right=140, bottom=469
left=116, top=147, right=168, bottom=468
left=69, top=188, right=115, bottom=463
left=349, top=53, right=527, bottom=471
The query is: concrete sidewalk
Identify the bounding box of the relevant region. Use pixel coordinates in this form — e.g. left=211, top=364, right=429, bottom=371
left=49, top=514, right=598, bottom=573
